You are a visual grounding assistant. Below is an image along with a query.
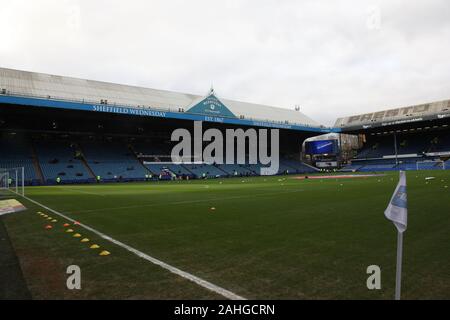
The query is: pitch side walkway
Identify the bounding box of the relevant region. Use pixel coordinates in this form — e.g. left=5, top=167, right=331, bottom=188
left=0, top=217, right=31, bottom=299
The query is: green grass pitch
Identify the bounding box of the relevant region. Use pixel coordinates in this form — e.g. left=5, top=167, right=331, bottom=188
left=2, top=171, right=450, bottom=299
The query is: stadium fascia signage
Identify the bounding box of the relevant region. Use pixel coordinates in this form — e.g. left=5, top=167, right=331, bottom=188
left=91, top=104, right=166, bottom=117
left=186, top=93, right=237, bottom=118
left=340, top=112, right=449, bottom=132
left=346, top=103, right=432, bottom=124
left=0, top=94, right=331, bottom=133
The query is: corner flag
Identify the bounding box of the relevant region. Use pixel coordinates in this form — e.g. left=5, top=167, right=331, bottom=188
left=384, top=170, right=408, bottom=300
left=384, top=171, right=407, bottom=233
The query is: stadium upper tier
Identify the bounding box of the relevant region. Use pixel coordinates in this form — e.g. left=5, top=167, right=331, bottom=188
left=0, top=67, right=327, bottom=132
left=335, top=99, right=450, bottom=131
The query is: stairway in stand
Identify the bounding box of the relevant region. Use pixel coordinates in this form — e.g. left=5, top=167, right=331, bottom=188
left=76, top=143, right=96, bottom=180
left=30, top=141, right=44, bottom=184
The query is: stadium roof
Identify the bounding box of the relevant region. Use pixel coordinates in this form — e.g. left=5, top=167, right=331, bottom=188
left=335, top=99, right=450, bottom=131
left=0, top=67, right=329, bottom=132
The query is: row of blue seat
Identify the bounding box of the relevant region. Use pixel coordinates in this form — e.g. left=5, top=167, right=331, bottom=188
left=356, top=131, right=450, bottom=159
left=1, top=137, right=316, bottom=184
left=343, top=158, right=449, bottom=172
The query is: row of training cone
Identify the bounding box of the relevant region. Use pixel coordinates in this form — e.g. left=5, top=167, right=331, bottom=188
left=38, top=211, right=57, bottom=229
left=37, top=211, right=110, bottom=256
left=38, top=211, right=57, bottom=228
left=63, top=222, right=110, bottom=256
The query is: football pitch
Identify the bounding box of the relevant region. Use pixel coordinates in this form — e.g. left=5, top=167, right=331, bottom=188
left=2, top=171, right=450, bottom=299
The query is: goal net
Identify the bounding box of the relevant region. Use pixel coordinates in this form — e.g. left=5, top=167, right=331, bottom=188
left=0, top=167, right=25, bottom=197
left=416, top=160, right=446, bottom=171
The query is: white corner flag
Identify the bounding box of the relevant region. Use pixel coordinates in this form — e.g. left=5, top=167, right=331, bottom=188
left=385, top=171, right=408, bottom=233
left=384, top=170, right=407, bottom=300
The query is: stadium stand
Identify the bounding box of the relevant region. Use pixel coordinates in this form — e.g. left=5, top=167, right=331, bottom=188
left=216, top=164, right=256, bottom=176
left=0, top=135, right=38, bottom=185
left=280, top=159, right=318, bottom=173
left=342, top=130, right=450, bottom=172
left=182, top=164, right=226, bottom=178
left=0, top=133, right=318, bottom=184
left=131, top=142, right=194, bottom=177
left=2, top=68, right=449, bottom=180
left=0, top=68, right=326, bottom=184
left=354, top=132, right=450, bottom=159
left=336, top=98, right=450, bottom=172
left=339, top=164, right=364, bottom=172
left=80, top=141, right=149, bottom=181
left=394, top=158, right=423, bottom=171
left=145, top=163, right=192, bottom=177
left=34, top=140, right=92, bottom=184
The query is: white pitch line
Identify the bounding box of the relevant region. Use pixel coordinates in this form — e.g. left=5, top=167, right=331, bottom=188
left=68, top=189, right=305, bottom=214
left=56, top=186, right=107, bottom=197
left=16, top=192, right=245, bottom=300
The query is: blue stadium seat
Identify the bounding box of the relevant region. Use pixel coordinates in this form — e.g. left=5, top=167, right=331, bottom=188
left=34, top=140, right=90, bottom=183
left=81, top=141, right=149, bottom=181
left=0, top=136, right=38, bottom=185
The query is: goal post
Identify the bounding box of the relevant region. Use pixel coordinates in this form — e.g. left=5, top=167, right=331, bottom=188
left=416, top=160, right=446, bottom=171
left=0, top=167, right=25, bottom=197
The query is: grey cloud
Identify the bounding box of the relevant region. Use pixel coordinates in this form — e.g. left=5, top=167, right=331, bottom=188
left=0, top=0, right=449, bottom=126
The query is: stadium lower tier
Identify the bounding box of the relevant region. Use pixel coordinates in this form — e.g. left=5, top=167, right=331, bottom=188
left=0, top=135, right=317, bottom=185
left=341, top=157, right=450, bottom=172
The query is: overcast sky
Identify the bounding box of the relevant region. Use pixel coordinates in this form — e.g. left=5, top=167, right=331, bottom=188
left=1, top=0, right=449, bottom=125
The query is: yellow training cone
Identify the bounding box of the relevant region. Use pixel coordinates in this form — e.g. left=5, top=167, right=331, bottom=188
left=90, top=244, right=100, bottom=249
left=51, top=219, right=57, bottom=223
left=73, top=233, right=82, bottom=238
left=66, top=229, right=74, bottom=233
left=80, top=238, right=90, bottom=243
left=47, top=217, right=52, bottom=220
left=43, top=215, right=48, bottom=218
left=99, top=250, right=110, bottom=256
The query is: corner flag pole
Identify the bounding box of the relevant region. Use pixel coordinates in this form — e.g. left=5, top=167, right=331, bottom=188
left=384, top=171, right=407, bottom=300
left=395, top=231, right=403, bottom=300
